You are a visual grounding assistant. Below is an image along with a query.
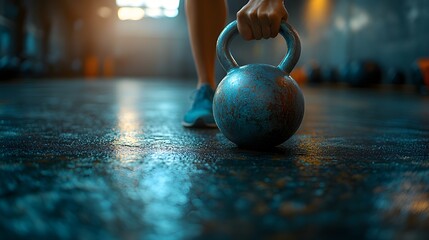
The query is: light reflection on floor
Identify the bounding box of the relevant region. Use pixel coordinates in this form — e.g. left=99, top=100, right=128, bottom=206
left=0, top=79, right=429, bottom=239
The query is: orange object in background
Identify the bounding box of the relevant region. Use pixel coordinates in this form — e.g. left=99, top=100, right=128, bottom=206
left=84, top=56, right=99, bottom=78
left=291, top=67, right=308, bottom=86
left=103, top=57, right=115, bottom=77
left=84, top=56, right=116, bottom=78
left=417, top=59, right=429, bottom=87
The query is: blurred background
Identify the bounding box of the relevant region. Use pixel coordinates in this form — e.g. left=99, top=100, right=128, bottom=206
left=0, top=0, right=428, bottom=90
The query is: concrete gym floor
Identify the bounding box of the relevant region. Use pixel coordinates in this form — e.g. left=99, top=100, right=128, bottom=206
left=0, top=79, right=428, bottom=239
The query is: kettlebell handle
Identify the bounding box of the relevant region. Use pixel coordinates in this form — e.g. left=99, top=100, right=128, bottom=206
left=216, top=20, right=301, bottom=75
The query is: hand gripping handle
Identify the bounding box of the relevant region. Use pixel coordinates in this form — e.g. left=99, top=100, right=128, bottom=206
left=216, top=20, right=301, bottom=75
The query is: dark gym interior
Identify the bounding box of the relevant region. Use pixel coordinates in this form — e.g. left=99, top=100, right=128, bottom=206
left=1, top=0, right=428, bottom=239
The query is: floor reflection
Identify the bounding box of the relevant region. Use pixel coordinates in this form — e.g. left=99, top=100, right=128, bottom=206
left=111, top=81, right=200, bottom=238
left=113, top=81, right=144, bottom=163
left=373, top=172, right=429, bottom=235
left=139, top=152, right=198, bottom=239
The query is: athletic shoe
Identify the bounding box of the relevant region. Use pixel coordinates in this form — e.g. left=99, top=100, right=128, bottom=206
left=182, top=84, right=217, bottom=128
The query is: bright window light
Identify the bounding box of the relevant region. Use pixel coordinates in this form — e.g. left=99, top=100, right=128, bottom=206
left=160, top=0, right=180, bottom=9
left=116, top=0, right=145, bottom=7
left=163, top=9, right=178, bottom=18
left=145, top=8, right=163, bottom=18
left=116, top=0, right=180, bottom=19
left=145, top=1, right=162, bottom=8
left=118, top=7, right=145, bottom=21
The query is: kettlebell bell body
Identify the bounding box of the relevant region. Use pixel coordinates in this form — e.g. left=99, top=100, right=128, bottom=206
left=214, top=21, right=304, bottom=148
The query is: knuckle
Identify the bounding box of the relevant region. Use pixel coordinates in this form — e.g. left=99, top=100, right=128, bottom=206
left=257, top=12, right=269, bottom=19
left=278, top=7, right=287, bottom=14
left=277, top=9, right=287, bottom=16
left=270, top=12, right=282, bottom=20
left=248, top=12, right=258, bottom=19
left=237, top=10, right=245, bottom=19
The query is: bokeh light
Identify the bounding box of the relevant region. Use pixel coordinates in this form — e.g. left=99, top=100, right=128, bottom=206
left=118, top=7, right=145, bottom=21
left=116, top=0, right=180, bottom=19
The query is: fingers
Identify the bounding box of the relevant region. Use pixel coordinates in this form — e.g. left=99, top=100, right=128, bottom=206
left=259, top=14, right=271, bottom=39
left=270, top=16, right=282, bottom=39
left=237, top=14, right=254, bottom=41
left=269, top=8, right=288, bottom=38
left=249, top=13, right=263, bottom=40
left=237, top=10, right=268, bottom=40
left=237, top=11, right=254, bottom=40
left=236, top=0, right=288, bottom=41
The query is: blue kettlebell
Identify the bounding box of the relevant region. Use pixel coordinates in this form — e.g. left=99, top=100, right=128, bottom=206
left=213, top=20, right=304, bottom=148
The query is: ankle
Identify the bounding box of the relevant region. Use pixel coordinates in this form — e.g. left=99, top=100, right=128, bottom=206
left=197, top=81, right=215, bottom=90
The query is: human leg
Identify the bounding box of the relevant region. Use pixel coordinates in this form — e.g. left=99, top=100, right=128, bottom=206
left=182, top=0, right=227, bottom=128
left=185, top=0, right=227, bottom=89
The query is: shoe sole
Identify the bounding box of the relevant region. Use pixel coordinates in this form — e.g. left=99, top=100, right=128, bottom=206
left=182, top=117, right=217, bottom=128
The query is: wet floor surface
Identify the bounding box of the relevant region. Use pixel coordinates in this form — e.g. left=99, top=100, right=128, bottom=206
left=0, top=79, right=428, bottom=240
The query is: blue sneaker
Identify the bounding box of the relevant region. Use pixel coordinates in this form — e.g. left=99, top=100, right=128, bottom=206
left=182, top=84, right=217, bottom=128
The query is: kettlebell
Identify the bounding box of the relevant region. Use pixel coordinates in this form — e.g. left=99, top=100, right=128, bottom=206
left=214, top=20, right=304, bottom=149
